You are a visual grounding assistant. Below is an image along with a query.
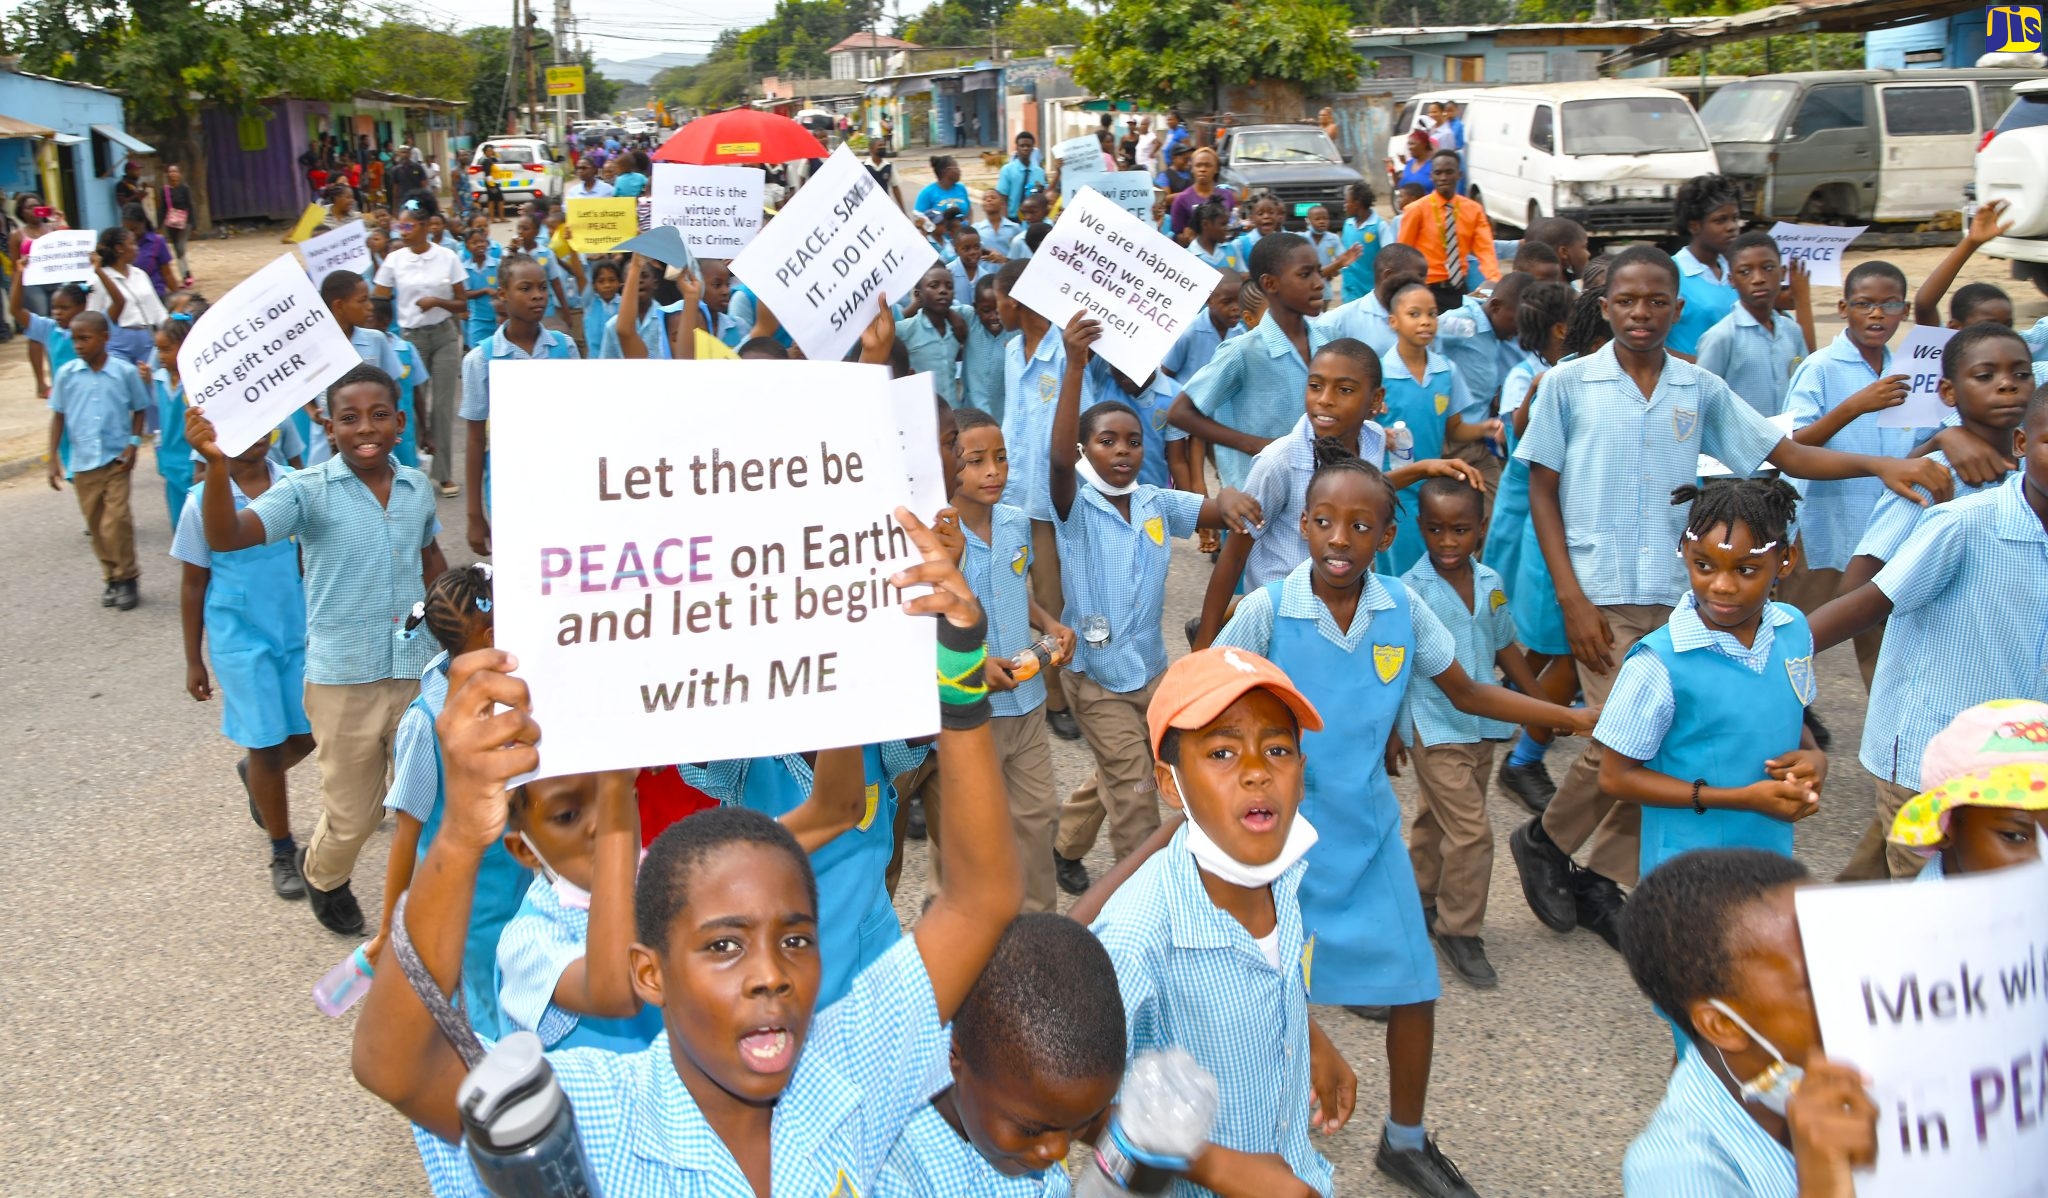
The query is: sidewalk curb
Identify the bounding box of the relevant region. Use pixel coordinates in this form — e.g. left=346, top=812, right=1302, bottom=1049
left=0, top=453, right=42, bottom=484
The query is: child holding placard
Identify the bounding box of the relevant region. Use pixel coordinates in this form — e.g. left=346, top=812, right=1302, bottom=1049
left=321, top=272, right=405, bottom=467
left=152, top=313, right=196, bottom=532
left=46, top=311, right=149, bottom=611
left=461, top=253, right=580, bottom=556
left=599, top=253, right=670, bottom=360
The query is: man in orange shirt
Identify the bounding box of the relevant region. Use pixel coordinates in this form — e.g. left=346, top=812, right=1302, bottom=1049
left=1397, top=150, right=1498, bottom=313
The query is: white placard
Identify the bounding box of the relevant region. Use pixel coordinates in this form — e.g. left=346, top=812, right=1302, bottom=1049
left=892, top=372, right=947, bottom=519
left=650, top=163, right=765, bottom=259
left=178, top=254, right=361, bottom=457
left=1796, top=861, right=2048, bottom=1198
left=298, top=220, right=371, bottom=284
left=1768, top=222, right=1868, bottom=288
left=730, top=145, right=938, bottom=366
left=1882, top=324, right=1956, bottom=429
left=22, top=229, right=96, bottom=285
left=488, top=358, right=938, bottom=779
left=1056, top=134, right=1110, bottom=202
left=1010, top=187, right=1222, bottom=382
left=1085, top=173, right=1157, bottom=222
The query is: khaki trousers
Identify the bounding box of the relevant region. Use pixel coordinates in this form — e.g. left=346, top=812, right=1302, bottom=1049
left=1538, top=603, right=1672, bottom=886
left=1777, top=563, right=1883, bottom=692
left=1028, top=520, right=1069, bottom=711
left=1837, top=776, right=1924, bottom=882
left=995, top=707, right=1061, bottom=912
left=1054, top=672, right=1164, bottom=862
left=1409, top=741, right=1498, bottom=937
left=301, top=678, right=418, bottom=891
left=72, top=461, right=138, bottom=582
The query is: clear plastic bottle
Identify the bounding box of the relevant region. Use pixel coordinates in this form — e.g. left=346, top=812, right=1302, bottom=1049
left=1075, top=1048, right=1220, bottom=1197
left=312, top=945, right=375, bottom=1017
left=1388, top=420, right=1416, bottom=466
left=1008, top=633, right=1062, bottom=682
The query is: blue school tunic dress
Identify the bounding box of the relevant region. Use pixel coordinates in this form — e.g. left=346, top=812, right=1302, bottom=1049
left=463, top=253, right=500, bottom=347
left=580, top=293, right=618, bottom=358
left=1377, top=346, right=1467, bottom=575
left=1669, top=247, right=1736, bottom=358
left=390, top=651, right=534, bottom=1041
left=155, top=377, right=193, bottom=531
left=168, top=468, right=311, bottom=750
left=1630, top=606, right=1813, bottom=878
left=391, top=338, right=425, bottom=468
left=1264, top=577, right=1441, bottom=1007
left=1340, top=213, right=1387, bottom=303
left=1481, top=352, right=1542, bottom=597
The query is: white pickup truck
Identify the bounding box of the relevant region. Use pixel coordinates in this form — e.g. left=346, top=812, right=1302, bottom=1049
left=1975, top=77, right=2048, bottom=296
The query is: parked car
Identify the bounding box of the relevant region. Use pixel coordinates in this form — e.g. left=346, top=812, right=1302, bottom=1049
left=1460, top=81, right=1720, bottom=239
left=1698, top=68, right=2042, bottom=223
left=1386, top=89, right=1486, bottom=175
left=470, top=137, right=562, bottom=203
left=1218, top=124, right=1366, bottom=230
left=1973, top=76, right=2048, bottom=296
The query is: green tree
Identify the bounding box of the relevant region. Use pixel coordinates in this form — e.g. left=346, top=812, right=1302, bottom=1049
left=1075, top=0, right=1355, bottom=110
left=997, top=1, right=1090, bottom=53
left=357, top=20, right=479, bottom=101
left=6, top=0, right=368, bottom=230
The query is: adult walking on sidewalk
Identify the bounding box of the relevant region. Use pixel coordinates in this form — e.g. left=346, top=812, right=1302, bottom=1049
left=373, top=196, right=466, bottom=496
left=158, top=165, right=194, bottom=286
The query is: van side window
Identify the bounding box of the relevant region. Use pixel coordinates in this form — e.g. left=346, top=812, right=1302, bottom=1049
left=1789, top=85, right=1865, bottom=138
left=1979, top=84, right=2015, bottom=130
left=1881, top=86, right=1974, bottom=136
left=1529, top=105, right=1554, bottom=154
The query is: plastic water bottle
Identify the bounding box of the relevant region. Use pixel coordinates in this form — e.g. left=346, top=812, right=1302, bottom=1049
left=1075, top=1048, right=1220, bottom=1196
left=1008, top=633, right=1063, bottom=682
left=312, top=945, right=374, bottom=1017
left=461, top=1031, right=604, bottom=1197
left=1389, top=420, right=1416, bottom=466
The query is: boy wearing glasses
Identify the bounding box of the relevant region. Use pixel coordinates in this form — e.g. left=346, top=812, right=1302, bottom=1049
left=1778, top=261, right=1917, bottom=689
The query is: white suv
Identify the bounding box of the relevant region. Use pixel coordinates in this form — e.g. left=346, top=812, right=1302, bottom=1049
left=470, top=137, right=562, bottom=204
left=1975, top=77, right=2048, bottom=296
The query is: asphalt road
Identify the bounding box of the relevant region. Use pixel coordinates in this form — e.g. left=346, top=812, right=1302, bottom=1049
left=0, top=439, right=1887, bottom=1196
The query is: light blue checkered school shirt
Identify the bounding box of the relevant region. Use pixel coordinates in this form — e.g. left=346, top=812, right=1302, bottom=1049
left=1055, top=483, right=1204, bottom=693
left=1514, top=343, right=1785, bottom=608
left=245, top=454, right=439, bottom=685
left=963, top=322, right=1017, bottom=420
left=1622, top=1040, right=1796, bottom=1197
left=1595, top=598, right=1802, bottom=763
left=1214, top=562, right=1456, bottom=676
left=419, top=936, right=951, bottom=1198
left=1239, top=414, right=1389, bottom=590
left=1694, top=305, right=1807, bottom=419
left=1182, top=314, right=1333, bottom=491
left=1851, top=450, right=2003, bottom=566
left=1001, top=328, right=1068, bottom=522
left=1783, top=331, right=1918, bottom=571
left=1863, top=474, right=2048, bottom=787
left=496, top=872, right=604, bottom=1046
left=1160, top=313, right=1243, bottom=381
left=384, top=651, right=450, bottom=823
left=1434, top=294, right=1510, bottom=404
left=964, top=503, right=1044, bottom=718
left=2023, top=315, right=2048, bottom=361
left=875, top=1099, right=1072, bottom=1198
left=597, top=303, right=672, bottom=360
left=1090, top=825, right=1332, bottom=1198
left=47, top=356, right=149, bottom=473
left=1400, top=557, right=1519, bottom=746
left=1307, top=289, right=1397, bottom=356
left=685, top=741, right=933, bottom=804
left=1499, top=352, right=1544, bottom=415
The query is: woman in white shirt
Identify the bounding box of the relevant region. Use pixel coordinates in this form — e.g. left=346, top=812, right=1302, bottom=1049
left=373, top=195, right=469, bottom=495
left=87, top=226, right=168, bottom=365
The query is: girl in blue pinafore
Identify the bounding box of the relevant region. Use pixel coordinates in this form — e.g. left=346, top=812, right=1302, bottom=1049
left=372, top=565, right=531, bottom=1041
left=461, top=227, right=501, bottom=349
left=390, top=332, right=427, bottom=469
left=1484, top=280, right=1572, bottom=601
left=1590, top=477, right=1819, bottom=880
left=684, top=744, right=928, bottom=1008
left=153, top=316, right=196, bottom=533
left=1215, top=449, right=1590, bottom=1160
left=1376, top=282, right=1481, bottom=575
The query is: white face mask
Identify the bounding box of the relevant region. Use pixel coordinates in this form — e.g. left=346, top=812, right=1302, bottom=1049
left=1707, top=998, right=1805, bottom=1116
left=1075, top=451, right=1139, bottom=497
left=519, top=832, right=593, bottom=911
left=1168, top=766, right=1318, bottom=887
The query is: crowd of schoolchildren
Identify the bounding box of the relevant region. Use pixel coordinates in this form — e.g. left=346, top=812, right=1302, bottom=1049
left=26, top=118, right=2048, bottom=1198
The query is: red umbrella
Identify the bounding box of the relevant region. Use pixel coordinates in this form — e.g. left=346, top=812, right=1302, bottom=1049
left=652, top=109, right=828, bottom=165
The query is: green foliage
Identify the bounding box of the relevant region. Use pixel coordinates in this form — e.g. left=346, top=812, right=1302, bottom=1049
left=1075, top=0, right=1357, bottom=110
left=357, top=20, right=479, bottom=102
left=902, top=0, right=1088, bottom=57
left=1668, top=33, right=1866, bottom=77
left=735, top=0, right=870, bottom=78
left=1349, top=0, right=1516, bottom=24
left=997, top=2, right=1091, bottom=53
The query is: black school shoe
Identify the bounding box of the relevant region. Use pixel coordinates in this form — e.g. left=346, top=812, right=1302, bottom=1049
left=1573, top=869, right=1627, bottom=953
left=270, top=849, right=306, bottom=900
left=1376, top=1129, right=1480, bottom=1198
left=1497, top=756, right=1555, bottom=815
left=1047, top=708, right=1082, bottom=741
left=1433, top=932, right=1499, bottom=990
left=299, top=846, right=365, bottom=935
left=1054, top=850, right=1091, bottom=896
left=1509, top=817, right=1578, bottom=932
left=101, top=582, right=118, bottom=608
left=114, top=579, right=139, bottom=610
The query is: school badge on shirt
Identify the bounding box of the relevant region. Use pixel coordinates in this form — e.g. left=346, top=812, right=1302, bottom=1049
left=1489, top=588, right=1507, bottom=611
left=1300, top=934, right=1315, bottom=991
left=1143, top=515, right=1165, bottom=545
left=827, top=1170, right=862, bottom=1198
left=1373, top=644, right=1405, bottom=684
left=1433, top=392, right=1449, bottom=415
left=1784, top=655, right=1817, bottom=706
left=857, top=782, right=880, bottom=832
left=1038, top=370, right=1057, bottom=403
left=1673, top=408, right=1699, bottom=441
left=1010, top=545, right=1030, bottom=576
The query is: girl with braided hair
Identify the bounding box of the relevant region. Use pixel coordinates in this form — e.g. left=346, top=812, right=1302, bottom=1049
left=1590, top=476, right=1828, bottom=881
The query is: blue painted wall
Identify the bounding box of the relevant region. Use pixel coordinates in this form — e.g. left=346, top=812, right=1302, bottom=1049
left=1866, top=16, right=1986, bottom=69
left=0, top=70, right=130, bottom=231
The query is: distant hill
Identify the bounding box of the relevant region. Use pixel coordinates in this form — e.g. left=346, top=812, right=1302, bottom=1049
left=594, top=52, right=707, bottom=84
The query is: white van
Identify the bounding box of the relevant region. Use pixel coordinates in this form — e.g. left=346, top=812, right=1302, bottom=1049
left=1975, top=76, right=2048, bottom=296
left=1462, top=81, right=1720, bottom=239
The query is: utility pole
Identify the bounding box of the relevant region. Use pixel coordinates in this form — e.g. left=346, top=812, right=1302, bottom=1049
left=525, top=3, right=543, bottom=137
left=553, top=0, right=573, bottom=145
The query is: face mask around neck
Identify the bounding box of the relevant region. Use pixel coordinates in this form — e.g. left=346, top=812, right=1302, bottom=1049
left=1168, top=766, right=1317, bottom=887
left=1707, top=998, right=1804, bottom=1116
left=1075, top=452, right=1138, bottom=497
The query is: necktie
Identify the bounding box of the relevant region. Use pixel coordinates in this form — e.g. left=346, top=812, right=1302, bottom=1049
left=1443, top=198, right=1464, bottom=290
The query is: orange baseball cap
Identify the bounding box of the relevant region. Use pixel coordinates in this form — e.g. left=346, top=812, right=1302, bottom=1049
left=1147, top=647, right=1324, bottom=755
